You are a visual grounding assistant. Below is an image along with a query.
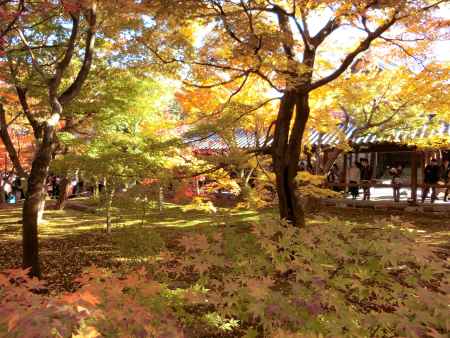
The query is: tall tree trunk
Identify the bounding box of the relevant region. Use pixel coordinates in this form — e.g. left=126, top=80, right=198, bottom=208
left=272, top=92, right=311, bottom=227
left=158, top=183, right=164, bottom=213
left=287, top=93, right=310, bottom=226
left=272, top=92, right=297, bottom=224
left=105, top=188, right=115, bottom=234
left=22, top=127, right=55, bottom=278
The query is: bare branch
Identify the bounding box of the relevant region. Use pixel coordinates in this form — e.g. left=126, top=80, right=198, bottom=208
left=310, top=8, right=402, bottom=91
left=14, top=86, right=42, bottom=139
left=379, top=36, right=427, bottom=69
left=223, top=72, right=250, bottom=106
left=211, top=1, right=244, bottom=45
left=6, top=112, right=23, bottom=127
left=311, top=17, right=340, bottom=47
left=183, top=72, right=248, bottom=89
left=272, top=5, right=295, bottom=59
left=16, top=28, right=48, bottom=80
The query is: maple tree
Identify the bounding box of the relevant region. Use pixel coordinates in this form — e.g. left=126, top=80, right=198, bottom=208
left=0, top=0, right=185, bottom=277
left=49, top=68, right=181, bottom=232
left=144, top=0, right=449, bottom=226
left=0, top=0, right=100, bottom=278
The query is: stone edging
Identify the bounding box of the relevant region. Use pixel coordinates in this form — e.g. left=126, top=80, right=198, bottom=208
left=320, top=198, right=450, bottom=215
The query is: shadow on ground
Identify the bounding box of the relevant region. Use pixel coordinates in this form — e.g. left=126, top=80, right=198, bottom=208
left=1, top=201, right=448, bottom=291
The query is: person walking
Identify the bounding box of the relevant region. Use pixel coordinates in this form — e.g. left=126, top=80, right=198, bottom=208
left=0, top=175, right=5, bottom=204
left=348, top=162, right=361, bottom=200
left=422, top=159, right=440, bottom=203
left=19, top=176, right=28, bottom=200
left=327, top=164, right=341, bottom=192
left=357, top=158, right=373, bottom=201
left=441, top=159, right=450, bottom=202
left=3, top=176, right=13, bottom=203
left=390, top=164, right=403, bottom=202
left=12, top=175, right=22, bottom=203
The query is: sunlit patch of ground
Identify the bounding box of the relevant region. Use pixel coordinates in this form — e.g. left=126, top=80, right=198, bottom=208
left=323, top=207, right=450, bottom=258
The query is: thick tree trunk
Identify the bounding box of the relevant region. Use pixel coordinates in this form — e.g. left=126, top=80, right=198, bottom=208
left=105, top=188, right=115, bottom=234
left=22, top=128, right=54, bottom=278
left=272, top=92, right=298, bottom=224
left=287, top=93, right=311, bottom=226
left=272, top=92, right=311, bottom=227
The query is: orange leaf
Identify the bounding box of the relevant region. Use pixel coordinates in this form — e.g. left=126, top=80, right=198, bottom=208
left=7, top=313, right=20, bottom=332
left=80, top=290, right=100, bottom=306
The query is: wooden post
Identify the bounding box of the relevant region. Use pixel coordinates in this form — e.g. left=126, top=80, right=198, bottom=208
left=343, top=154, right=348, bottom=193
left=323, top=149, right=329, bottom=173
left=374, top=152, right=378, bottom=178
left=411, top=151, right=418, bottom=203
left=370, top=151, right=376, bottom=169
left=195, top=177, right=200, bottom=196
left=420, top=151, right=426, bottom=201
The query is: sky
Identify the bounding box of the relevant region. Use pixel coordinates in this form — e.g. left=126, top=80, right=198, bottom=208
left=432, top=4, right=450, bottom=62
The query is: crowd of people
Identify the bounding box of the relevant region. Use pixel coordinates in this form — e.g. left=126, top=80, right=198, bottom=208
left=325, top=158, right=450, bottom=203
left=421, top=158, right=450, bottom=203
left=2, top=158, right=450, bottom=206
left=45, top=175, right=92, bottom=200
left=0, top=173, right=27, bottom=204
left=0, top=173, right=92, bottom=205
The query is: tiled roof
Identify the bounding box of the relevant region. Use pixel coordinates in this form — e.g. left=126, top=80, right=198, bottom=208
left=307, top=123, right=450, bottom=146
left=190, top=123, right=450, bottom=151
left=189, top=130, right=268, bottom=151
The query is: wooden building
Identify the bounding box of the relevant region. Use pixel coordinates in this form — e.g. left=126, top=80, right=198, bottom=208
left=306, top=123, right=450, bottom=202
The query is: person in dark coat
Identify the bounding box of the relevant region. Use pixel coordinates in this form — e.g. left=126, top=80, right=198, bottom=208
left=327, top=164, right=341, bottom=192
left=389, top=164, right=403, bottom=202
left=440, top=159, right=450, bottom=202
left=422, top=159, right=440, bottom=203
left=357, top=158, right=373, bottom=201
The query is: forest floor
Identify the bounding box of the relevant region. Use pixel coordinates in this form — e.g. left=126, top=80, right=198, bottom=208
left=0, top=201, right=449, bottom=292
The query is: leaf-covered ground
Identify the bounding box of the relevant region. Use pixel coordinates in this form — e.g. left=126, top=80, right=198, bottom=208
left=1, top=201, right=450, bottom=337
left=0, top=201, right=448, bottom=293
left=0, top=202, right=262, bottom=292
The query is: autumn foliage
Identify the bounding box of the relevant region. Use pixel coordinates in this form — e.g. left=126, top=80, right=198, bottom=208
left=1, top=216, right=447, bottom=337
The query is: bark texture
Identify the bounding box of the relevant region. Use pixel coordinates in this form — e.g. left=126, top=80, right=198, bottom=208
left=22, top=126, right=55, bottom=278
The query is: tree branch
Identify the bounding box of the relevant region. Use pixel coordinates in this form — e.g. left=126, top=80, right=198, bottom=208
left=16, top=28, right=48, bottom=80
left=183, top=72, right=248, bottom=89
left=310, top=17, right=340, bottom=47
left=15, top=86, right=42, bottom=140
left=0, top=0, right=24, bottom=41
left=0, top=103, right=28, bottom=178
left=310, top=8, right=401, bottom=91
left=49, top=13, right=80, bottom=95
left=59, top=3, right=97, bottom=106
